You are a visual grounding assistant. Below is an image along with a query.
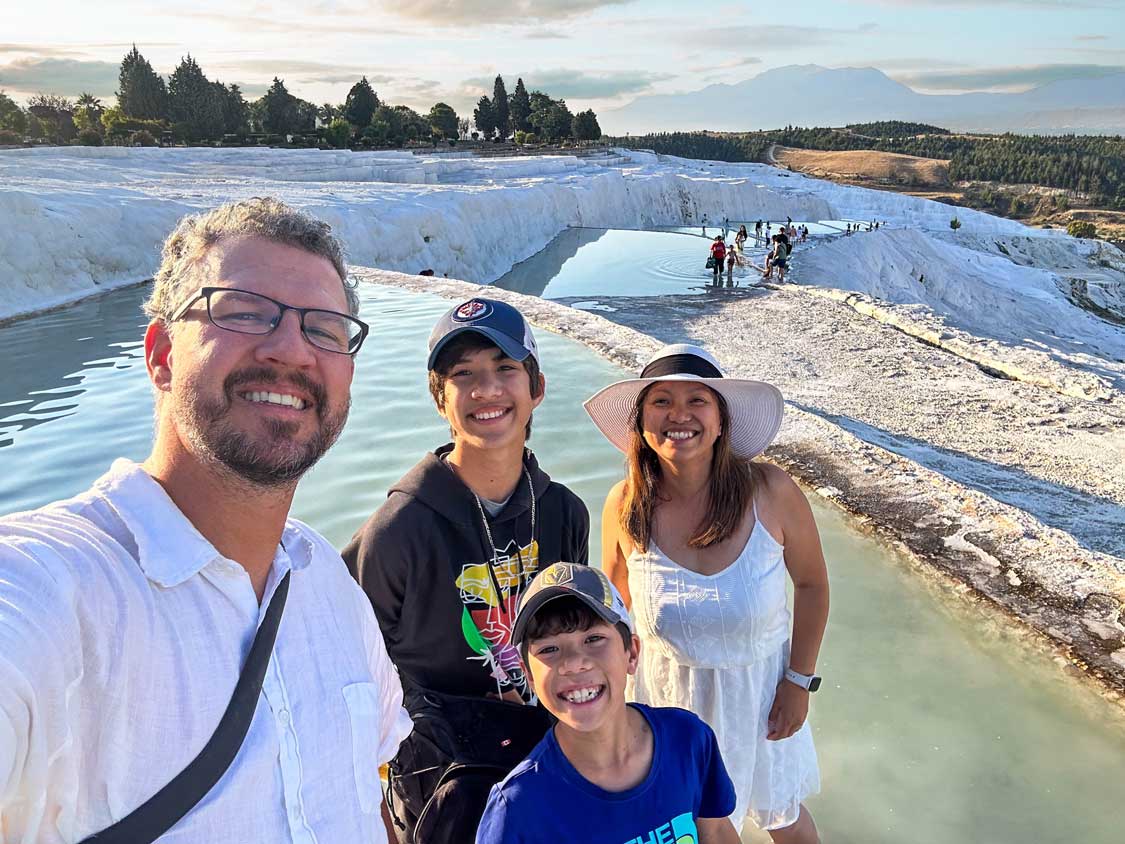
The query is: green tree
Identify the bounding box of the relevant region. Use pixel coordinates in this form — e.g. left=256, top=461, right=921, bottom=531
left=344, top=77, right=380, bottom=129
left=75, top=128, right=103, bottom=146
left=394, top=105, right=430, bottom=143
left=363, top=105, right=400, bottom=146
left=530, top=96, right=573, bottom=143
left=168, top=56, right=223, bottom=141
left=428, top=102, right=459, bottom=140
left=324, top=117, right=350, bottom=148
left=473, top=95, right=496, bottom=139
left=218, top=84, right=249, bottom=135
left=27, top=94, right=76, bottom=144
left=572, top=109, right=601, bottom=141
left=117, top=45, right=167, bottom=120
left=949, top=216, right=962, bottom=232
left=258, top=77, right=296, bottom=135
left=0, top=91, right=28, bottom=134
left=492, top=75, right=509, bottom=139
left=509, top=78, right=532, bottom=134
left=1067, top=220, right=1097, bottom=239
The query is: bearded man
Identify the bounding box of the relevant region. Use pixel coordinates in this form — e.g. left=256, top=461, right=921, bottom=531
left=0, top=198, right=411, bottom=843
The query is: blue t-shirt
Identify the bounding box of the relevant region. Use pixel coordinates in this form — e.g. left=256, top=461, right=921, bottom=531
left=476, top=704, right=736, bottom=844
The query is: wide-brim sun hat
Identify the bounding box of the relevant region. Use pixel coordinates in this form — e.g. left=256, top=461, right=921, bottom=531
left=583, top=344, right=784, bottom=458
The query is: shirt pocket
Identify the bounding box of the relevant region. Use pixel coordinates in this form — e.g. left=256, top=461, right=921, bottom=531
left=343, top=682, right=384, bottom=814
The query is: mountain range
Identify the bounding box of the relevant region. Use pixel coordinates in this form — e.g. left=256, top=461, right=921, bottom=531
left=603, top=65, right=1125, bottom=135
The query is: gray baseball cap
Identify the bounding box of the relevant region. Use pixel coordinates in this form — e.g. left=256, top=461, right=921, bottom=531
left=512, top=562, right=634, bottom=649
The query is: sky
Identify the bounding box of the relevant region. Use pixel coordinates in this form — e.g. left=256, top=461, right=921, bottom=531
left=2, top=0, right=1123, bottom=120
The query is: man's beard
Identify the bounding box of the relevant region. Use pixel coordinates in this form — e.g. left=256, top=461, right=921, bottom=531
left=180, top=366, right=349, bottom=487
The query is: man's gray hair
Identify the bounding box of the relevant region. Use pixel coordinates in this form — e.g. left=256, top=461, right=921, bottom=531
left=144, top=197, right=358, bottom=321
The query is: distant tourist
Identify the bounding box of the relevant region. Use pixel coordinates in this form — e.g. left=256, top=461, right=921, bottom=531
left=587, top=343, right=828, bottom=843
left=736, top=225, right=749, bottom=253
left=342, top=297, right=590, bottom=844
left=709, top=236, right=727, bottom=283
left=755, top=219, right=763, bottom=243
left=726, top=246, right=737, bottom=287
left=702, top=213, right=710, bottom=236
left=0, top=198, right=411, bottom=842
left=763, top=235, right=790, bottom=282
left=801, top=225, right=809, bottom=242
left=475, top=563, right=742, bottom=844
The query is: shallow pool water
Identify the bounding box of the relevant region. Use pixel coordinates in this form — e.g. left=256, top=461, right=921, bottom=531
left=1, top=284, right=1123, bottom=842
left=491, top=228, right=769, bottom=299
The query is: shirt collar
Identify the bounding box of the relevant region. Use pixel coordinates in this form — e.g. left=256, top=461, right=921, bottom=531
left=95, top=458, right=312, bottom=587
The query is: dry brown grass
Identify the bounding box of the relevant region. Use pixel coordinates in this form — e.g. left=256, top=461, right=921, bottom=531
left=774, top=145, right=951, bottom=188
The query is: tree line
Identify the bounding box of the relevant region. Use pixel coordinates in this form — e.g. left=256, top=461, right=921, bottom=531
left=609, top=127, right=1125, bottom=208
left=0, top=47, right=602, bottom=150
left=472, top=75, right=601, bottom=144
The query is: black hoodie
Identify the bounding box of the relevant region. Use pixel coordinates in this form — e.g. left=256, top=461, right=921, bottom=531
left=342, top=445, right=589, bottom=702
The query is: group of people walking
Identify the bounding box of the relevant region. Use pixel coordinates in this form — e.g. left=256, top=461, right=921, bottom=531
left=0, top=198, right=830, bottom=844
left=708, top=218, right=808, bottom=286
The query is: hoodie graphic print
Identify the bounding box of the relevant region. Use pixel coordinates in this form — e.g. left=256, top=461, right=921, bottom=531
left=457, top=537, right=539, bottom=696
left=343, top=446, right=590, bottom=702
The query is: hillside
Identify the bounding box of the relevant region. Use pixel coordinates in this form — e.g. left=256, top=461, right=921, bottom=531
left=772, top=145, right=950, bottom=188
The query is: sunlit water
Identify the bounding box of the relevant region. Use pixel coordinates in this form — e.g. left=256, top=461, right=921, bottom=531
left=1, top=284, right=1122, bottom=842
left=491, top=226, right=836, bottom=301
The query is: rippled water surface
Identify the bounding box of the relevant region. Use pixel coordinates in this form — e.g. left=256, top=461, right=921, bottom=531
left=2, top=283, right=1123, bottom=842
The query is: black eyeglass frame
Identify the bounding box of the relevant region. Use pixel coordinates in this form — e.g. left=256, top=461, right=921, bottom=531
left=168, top=286, right=370, bottom=356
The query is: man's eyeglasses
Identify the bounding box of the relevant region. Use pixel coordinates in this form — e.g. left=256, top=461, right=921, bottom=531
left=169, top=287, right=369, bottom=356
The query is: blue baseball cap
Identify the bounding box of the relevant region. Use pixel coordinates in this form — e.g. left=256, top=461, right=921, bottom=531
left=427, top=297, right=539, bottom=371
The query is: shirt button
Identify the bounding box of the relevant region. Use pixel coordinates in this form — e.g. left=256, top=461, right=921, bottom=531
left=278, top=708, right=291, bottom=724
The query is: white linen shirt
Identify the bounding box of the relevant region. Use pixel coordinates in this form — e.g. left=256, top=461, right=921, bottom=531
left=0, top=459, right=413, bottom=843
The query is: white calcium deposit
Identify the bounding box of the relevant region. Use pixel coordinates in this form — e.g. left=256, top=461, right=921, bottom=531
left=0, top=144, right=1048, bottom=322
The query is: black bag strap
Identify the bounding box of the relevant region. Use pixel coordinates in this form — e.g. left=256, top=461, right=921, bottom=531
left=81, top=569, right=291, bottom=844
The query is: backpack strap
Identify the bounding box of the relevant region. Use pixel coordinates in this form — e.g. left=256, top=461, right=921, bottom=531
left=81, top=570, right=291, bottom=843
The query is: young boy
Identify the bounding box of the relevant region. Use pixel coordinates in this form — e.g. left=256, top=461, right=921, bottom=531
left=476, top=563, right=740, bottom=844
left=343, top=297, right=590, bottom=843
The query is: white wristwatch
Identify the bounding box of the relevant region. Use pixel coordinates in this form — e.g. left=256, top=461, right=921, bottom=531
left=784, top=667, right=822, bottom=692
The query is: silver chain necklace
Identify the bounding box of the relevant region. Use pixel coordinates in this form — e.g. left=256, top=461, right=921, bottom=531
left=471, top=465, right=536, bottom=573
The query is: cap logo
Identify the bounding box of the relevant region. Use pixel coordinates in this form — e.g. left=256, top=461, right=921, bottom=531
left=453, top=300, right=492, bottom=323
left=539, top=564, right=574, bottom=587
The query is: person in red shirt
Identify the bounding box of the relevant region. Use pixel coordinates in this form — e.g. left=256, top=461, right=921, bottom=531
left=709, top=236, right=726, bottom=284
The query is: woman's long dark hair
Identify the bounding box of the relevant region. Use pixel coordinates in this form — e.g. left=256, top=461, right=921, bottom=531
left=620, top=384, right=760, bottom=550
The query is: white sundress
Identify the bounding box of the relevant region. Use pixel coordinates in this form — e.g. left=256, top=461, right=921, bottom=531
left=627, top=503, right=820, bottom=832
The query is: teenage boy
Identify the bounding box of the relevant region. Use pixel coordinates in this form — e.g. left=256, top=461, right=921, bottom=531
left=476, top=563, right=740, bottom=844
left=343, top=297, right=590, bottom=843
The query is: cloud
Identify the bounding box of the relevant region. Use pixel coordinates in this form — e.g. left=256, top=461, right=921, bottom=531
left=894, top=63, right=1125, bottom=91
left=376, top=0, right=637, bottom=25
left=0, top=57, right=119, bottom=97
left=0, top=44, right=85, bottom=58
left=688, top=56, right=763, bottom=74
left=1075, top=34, right=1108, bottom=41
left=524, top=29, right=570, bottom=39
left=463, top=68, right=672, bottom=100
left=669, top=23, right=879, bottom=51
left=864, top=0, right=1108, bottom=7
left=170, top=11, right=412, bottom=37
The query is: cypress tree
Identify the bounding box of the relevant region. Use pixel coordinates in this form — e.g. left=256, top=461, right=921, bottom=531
left=492, top=75, right=509, bottom=140
left=344, top=77, right=380, bottom=129
left=117, top=45, right=167, bottom=120
left=473, top=96, right=495, bottom=139
left=260, top=77, right=296, bottom=135
left=168, top=55, right=223, bottom=141
left=509, top=78, right=532, bottom=133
